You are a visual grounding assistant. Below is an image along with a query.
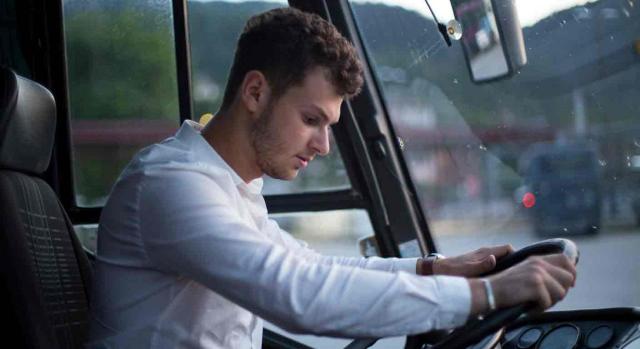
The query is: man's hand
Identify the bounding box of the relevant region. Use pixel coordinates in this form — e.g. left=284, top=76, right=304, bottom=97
left=469, top=253, right=577, bottom=316
left=418, top=244, right=514, bottom=277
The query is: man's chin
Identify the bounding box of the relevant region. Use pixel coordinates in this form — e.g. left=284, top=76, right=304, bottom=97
left=281, top=170, right=299, bottom=181
left=265, top=168, right=299, bottom=181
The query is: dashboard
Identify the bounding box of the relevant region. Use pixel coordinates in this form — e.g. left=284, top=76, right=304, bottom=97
left=497, top=308, right=640, bottom=349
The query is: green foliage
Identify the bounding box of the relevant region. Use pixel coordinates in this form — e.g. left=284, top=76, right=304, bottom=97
left=74, top=147, right=137, bottom=206
left=187, top=1, right=284, bottom=117
left=65, top=8, right=179, bottom=120
left=62, top=1, right=639, bottom=204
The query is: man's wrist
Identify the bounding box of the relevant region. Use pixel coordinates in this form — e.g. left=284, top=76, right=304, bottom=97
left=417, top=253, right=445, bottom=275
left=482, top=278, right=497, bottom=311
left=468, top=278, right=489, bottom=317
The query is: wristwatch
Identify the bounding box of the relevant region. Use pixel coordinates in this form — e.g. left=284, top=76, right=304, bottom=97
left=421, top=253, right=445, bottom=276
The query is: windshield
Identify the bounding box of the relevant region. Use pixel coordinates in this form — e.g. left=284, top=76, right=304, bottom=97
left=350, top=0, right=640, bottom=311
left=528, top=151, right=597, bottom=177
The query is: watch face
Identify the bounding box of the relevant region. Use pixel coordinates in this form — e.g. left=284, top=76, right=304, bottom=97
left=430, top=253, right=445, bottom=260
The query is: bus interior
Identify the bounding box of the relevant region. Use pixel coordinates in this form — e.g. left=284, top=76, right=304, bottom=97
left=1, top=0, right=639, bottom=348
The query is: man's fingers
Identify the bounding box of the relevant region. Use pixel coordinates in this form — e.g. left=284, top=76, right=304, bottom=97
left=541, top=254, right=577, bottom=279
left=526, top=256, right=575, bottom=309
left=498, top=244, right=515, bottom=257
left=532, top=268, right=568, bottom=311
left=491, top=252, right=578, bottom=312
left=528, top=255, right=576, bottom=289
left=487, top=244, right=514, bottom=259
left=484, top=254, right=496, bottom=270
left=543, top=273, right=568, bottom=305
left=542, top=262, right=575, bottom=290
left=468, top=255, right=496, bottom=276
left=533, top=276, right=553, bottom=310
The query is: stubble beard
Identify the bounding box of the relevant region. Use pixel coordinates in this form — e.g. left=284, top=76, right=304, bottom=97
left=250, top=105, right=296, bottom=180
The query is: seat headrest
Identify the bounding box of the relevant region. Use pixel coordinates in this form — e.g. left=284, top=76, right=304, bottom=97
left=0, top=66, right=57, bottom=175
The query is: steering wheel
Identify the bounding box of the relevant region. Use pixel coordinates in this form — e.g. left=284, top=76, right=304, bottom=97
left=417, top=238, right=579, bottom=349
left=345, top=238, right=579, bottom=349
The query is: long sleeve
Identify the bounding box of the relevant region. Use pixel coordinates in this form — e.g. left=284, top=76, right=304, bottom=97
left=266, top=220, right=420, bottom=274
left=138, top=169, right=471, bottom=338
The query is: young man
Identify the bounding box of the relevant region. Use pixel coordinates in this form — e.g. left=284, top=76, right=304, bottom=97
left=87, top=7, right=576, bottom=348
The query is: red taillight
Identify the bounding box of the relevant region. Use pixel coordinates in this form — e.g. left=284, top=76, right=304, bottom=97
left=522, top=192, right=536, bottom=208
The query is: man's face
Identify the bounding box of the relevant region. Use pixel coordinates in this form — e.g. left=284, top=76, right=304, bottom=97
left=250, top=68, right=343, bottom=180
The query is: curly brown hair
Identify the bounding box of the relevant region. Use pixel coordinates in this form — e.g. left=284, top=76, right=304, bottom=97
left=220, top=7, right=363, bottom=110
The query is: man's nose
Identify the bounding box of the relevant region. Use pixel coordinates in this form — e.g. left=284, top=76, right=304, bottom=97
left=310, top=127, right=330, bottom=156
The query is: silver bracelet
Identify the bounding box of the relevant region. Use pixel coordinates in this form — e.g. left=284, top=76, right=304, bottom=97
left=482, top=278, right=497, bottom=312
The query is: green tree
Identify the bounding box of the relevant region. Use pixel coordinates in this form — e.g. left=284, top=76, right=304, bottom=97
left=65, top=9, right=179, bottom=120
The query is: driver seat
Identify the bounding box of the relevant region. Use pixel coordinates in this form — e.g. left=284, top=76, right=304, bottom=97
left=0, top=66, right=93, bottom=348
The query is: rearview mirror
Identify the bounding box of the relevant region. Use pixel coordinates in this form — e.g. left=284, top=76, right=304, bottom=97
left=357, top=235, right=380, bottom=257
left=450, top=0, right=527, bottom=83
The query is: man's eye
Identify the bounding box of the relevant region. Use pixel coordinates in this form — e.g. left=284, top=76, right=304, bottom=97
left=304, top=116, right=319, bottom=125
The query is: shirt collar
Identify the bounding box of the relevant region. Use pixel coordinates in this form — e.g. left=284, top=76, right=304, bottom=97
left=175, top=120, right=264, bottom=194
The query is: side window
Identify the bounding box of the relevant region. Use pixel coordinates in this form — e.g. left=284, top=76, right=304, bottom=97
left=187, top=0, right=350, bottom=195
left=63, top=0, right=180, bottom=207
left=270, top=209, right=372, bottom=257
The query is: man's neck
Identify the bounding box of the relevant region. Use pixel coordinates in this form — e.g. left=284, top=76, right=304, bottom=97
left=200, top=109, right=261, bottom=183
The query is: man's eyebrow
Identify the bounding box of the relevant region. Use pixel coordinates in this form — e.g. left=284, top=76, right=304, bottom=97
left=306, top=104, right=337, bottom=125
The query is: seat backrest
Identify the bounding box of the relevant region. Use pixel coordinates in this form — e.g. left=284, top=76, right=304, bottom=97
left=0, top=66, right=93, bottom=349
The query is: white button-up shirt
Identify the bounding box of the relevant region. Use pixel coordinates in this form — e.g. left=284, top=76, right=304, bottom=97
left=87, top=120, right=471, bottom=349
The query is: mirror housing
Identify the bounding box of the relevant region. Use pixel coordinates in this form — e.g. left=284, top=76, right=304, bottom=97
left=450, top=0, right=527, bottom=83
left=357, top=235, right=380, bottom=257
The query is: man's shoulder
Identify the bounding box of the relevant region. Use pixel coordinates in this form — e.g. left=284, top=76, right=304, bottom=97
left=123, top=137, right=223, bottom=178
left=109, top=138, right=235, bottom=200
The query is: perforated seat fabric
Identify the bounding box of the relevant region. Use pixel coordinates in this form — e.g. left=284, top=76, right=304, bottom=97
left=0, top=66, right=93, bottom=348
left=0, top=172, right=92, bottom=348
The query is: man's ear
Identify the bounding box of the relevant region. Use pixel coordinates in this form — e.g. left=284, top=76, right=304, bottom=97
left=240, top=70, right=270, bottom=115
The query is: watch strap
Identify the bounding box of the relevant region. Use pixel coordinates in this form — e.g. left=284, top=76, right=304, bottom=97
left=420, top=253, right=444, bottom=276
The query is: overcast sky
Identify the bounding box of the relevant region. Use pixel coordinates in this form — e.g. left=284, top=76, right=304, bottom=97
left=192, top=0, right=598, bottom=27
left=351, top=0, right=596, bottom=27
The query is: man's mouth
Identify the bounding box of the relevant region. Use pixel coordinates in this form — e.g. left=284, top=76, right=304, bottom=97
left=296, top=156, right=310, bottom=168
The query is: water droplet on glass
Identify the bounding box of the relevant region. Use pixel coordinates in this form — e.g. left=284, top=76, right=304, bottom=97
left=453, top=78, right=459, bottom=84
left=592, top=226, right=598, bottom=229
left=599, top=159, right=607, bottom=166
left=563, top=227, right=568, bottom=232
left=634, top=139, right=640, bottom=148
left=397, top=137, right=405, bottom=150
left=479, top=145, right=487, bottom=151
left=446, top=19, right=463, bottom=41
